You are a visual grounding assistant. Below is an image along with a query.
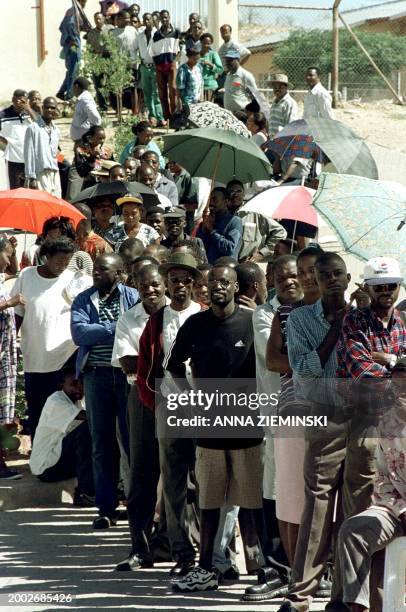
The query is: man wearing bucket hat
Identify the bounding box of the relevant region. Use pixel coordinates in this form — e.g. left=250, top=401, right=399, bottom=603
left=135, top=252, right=202, bottom=575
left=223, top=49, right=257, bottom=114
left=268, top=74, right=299, bottom=139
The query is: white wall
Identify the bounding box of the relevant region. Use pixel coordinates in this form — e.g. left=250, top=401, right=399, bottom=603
left=0, top=0, right=100, bottom=103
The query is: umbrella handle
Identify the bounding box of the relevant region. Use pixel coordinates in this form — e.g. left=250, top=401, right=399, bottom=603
left=202, top=143, right=223, bottom=218
left=291, top=220, right=298, bottom=252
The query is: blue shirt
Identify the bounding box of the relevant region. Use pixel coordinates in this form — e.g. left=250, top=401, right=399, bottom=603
left=176, top=63, right=203, bottom=105
left=119, top=138, right=164, bottom=168
left=286, top=298, right=342, bottom=406
left=196, top=212, right=242, bottom=264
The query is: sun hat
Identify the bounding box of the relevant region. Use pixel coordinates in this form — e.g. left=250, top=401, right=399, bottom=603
left=158, top=252, right=202, bottom=278
left=362, top=256, right=403, bottom=286
left=116, top=194, right=143, bottom=206
left=268, top=73, right=292, bottom=87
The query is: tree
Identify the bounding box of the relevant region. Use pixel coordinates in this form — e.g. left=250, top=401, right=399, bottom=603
left=272, top=28, right=406, bottom=89
left=83, top=33, right=134, bottom=122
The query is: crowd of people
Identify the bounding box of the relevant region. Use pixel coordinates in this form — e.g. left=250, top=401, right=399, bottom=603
left=0, top=2, right=405, bottom=612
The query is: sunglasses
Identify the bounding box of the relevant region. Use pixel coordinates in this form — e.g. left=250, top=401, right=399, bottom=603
left=370, top=283, right=399, bottom=292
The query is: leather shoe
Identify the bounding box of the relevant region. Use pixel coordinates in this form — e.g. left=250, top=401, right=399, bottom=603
left=169, top=560, right=195, bottom=577
left=242, top=569, right=288, bottom=602
left=115, top=553, right=154, bottom=571
left=315, top=577, right=332, bottom=598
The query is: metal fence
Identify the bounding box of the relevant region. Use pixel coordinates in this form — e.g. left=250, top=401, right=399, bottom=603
left=141, top=0, right=208, bottom=31
left=238, top=2, right=406, bottom=103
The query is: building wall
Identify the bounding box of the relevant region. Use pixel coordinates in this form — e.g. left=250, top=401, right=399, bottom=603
left=0, top=0, right=100, bottom=104
left=244, top=49, right=275, bottom=89
left=357, top=16, right=406, bottom=36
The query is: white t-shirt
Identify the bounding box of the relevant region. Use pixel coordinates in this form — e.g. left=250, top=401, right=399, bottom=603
left=30, top=390, right=83, bottom=475
left=11, top=267, right=76, bottom=373
left=161, top=301, right=201, bottom=397
left=111, top=298, right=171, bottom=367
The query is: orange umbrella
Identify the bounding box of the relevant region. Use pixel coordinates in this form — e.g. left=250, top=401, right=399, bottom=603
left=0, top=188, right=85, bottom=234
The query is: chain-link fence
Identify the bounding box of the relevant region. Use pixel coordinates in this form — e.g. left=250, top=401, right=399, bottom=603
left=238, top=2, right=406, bottom=103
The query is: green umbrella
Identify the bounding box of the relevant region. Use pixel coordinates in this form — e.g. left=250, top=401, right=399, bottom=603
left=313, top=172, right=406, bottom=271
left=162, top=128, right=271, bottom=184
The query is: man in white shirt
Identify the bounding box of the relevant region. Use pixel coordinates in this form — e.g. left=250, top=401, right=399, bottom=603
left=30, top=369, right=94, bottom=507
left=70, top=77, right=102, bottom=142
left=135, top=12, right=165, bottom=126
left=110, top=9, right=138, bottom=60
left=133, top=253, right=201, bottom=576
left=223, top=50, right=257, bottom=114
left=303, top=67, right=334, bottom=120
left=0, top=89, right=33, bottom=188
left=218, top=24, right=251, bottom=71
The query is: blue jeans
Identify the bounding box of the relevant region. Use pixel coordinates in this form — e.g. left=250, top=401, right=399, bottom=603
left=83, top=366, right=129, bottom=516
left=58, top=46, right=81, bottom=99
left=213, top=505, right=239, bottom=573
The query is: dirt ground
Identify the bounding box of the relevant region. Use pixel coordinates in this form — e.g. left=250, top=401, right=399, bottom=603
left=333, top=100, right=406, bottom=154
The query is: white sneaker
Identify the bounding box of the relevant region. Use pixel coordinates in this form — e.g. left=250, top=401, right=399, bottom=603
left=172, top=566, right=218, bottom=592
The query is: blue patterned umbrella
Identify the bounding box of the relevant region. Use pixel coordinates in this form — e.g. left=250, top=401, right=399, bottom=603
left=266, top=118, right=378, bottom=179
left=313, top=173, right=406, bottom=272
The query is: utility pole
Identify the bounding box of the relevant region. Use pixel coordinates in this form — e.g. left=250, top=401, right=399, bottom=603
left=332, top=0, right=342, bottom=108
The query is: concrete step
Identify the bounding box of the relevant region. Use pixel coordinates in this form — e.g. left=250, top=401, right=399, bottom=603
left=0, top=459, right=76, bottom=511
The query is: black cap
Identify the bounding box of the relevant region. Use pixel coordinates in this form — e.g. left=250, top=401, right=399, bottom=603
left=13, top=89, right=28, bottom=98
left=163, top=207, right=186, bottom=219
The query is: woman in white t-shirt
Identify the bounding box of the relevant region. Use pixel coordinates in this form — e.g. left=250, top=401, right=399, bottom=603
left=10, top=237, right=78, bottom=438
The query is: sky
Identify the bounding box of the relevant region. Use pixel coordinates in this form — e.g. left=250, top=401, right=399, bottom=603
left=242, top=0, right=400, bottom=8
left=239, top=0, right=406, bottom=30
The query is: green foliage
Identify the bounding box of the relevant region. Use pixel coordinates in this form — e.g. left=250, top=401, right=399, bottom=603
left=272, top=28, right=406, bottom=87
left=83, top=32, right=134, bottom=118
left=14, top=352, right=26, bottom=420
left=113, top=114, right=141, bottom=157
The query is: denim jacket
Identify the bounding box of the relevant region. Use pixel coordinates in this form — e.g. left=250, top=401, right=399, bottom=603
left=71, top=283, right=138, bottom=376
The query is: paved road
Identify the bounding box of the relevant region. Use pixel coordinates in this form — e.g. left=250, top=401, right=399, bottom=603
left=0, top=505, right=328, bottom=612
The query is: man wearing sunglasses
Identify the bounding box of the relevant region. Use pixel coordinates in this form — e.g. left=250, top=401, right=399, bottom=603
left=334, top=257, right=405, bottom=612
left=337, top=256, right=404, bottom=379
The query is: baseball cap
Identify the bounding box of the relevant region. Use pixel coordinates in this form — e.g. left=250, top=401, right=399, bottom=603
left=163, top=207, right=186, bottom=219
left=225, top=49, right=240, bottom=60
left=362, top=257, right=403, bottom=286
left=116, top=194, right=143, bottom=206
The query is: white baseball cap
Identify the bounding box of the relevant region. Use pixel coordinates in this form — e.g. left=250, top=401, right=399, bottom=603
left=363, top=257, right=403, bottom=286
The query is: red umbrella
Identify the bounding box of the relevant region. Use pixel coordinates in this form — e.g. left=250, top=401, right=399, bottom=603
left=0, top=188, right=85, bottom=234
left=270, top=186, right=318, bottom=227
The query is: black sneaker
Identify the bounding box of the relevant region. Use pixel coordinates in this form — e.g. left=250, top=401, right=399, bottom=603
left=92, top=515, right=117, bottom=529
left=73, top=491, right=95, bottom=507
left=0, top=467, right=22, bottom=480
left=172, top=566, right=218, bottom=592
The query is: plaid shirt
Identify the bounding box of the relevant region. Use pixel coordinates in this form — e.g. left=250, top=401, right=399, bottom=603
left=337, top=307, right=406, bottom=380
left=268, top=92, right=299, bottom=139
left=269, top=134, right=323, bottom=163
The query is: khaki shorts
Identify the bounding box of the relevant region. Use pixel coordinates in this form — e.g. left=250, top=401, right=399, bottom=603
left=195, top=444, right=263, bottom=510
